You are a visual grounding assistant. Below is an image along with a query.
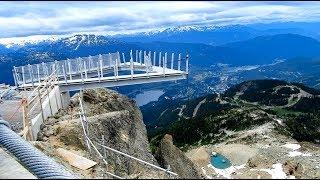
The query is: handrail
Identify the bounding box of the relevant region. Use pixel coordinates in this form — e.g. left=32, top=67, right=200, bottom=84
left=13, top=50, right=189, bottom=88
left=27, top=69, right=58, bottom=101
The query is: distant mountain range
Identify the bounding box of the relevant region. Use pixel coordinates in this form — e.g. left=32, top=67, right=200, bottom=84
left=1, top=33, right=320, bottom=85
left=1, top=21, right=320, bottom=47
left=114, top=22, right=320, bottom=45
left=1, top=21, right=320, bottom=85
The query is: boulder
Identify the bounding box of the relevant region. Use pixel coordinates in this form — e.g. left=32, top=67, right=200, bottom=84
left=155, top=134, right=204, bottom=179
left=186, top=147, right=210, bottom=167
left=283, top=160, right=303, bottom=178
left=247, top=154, right=274, bottom=168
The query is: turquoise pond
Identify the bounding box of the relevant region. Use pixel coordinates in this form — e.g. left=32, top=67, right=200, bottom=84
left=210, top=153, right=232, bottom=169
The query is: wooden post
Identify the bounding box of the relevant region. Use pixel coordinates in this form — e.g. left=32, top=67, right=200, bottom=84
left=46, top=80, right=53, bottom=116
left=22, top=98, right=33, bottom=141
left=178, top=53, right=181, bottom=71
left=171, top=53, right=174, bottom=70
left=53, top=83, right=59, bottom=112
left=21, top=98, right=28, bottom=140
left=38, top=87, right=45, bottom=123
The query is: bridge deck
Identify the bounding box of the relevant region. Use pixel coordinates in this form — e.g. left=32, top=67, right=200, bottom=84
left=13, top=50, right=189, bottom=91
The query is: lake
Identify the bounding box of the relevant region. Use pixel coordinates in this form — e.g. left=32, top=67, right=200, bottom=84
left=134, top=90, right=165, bottom=106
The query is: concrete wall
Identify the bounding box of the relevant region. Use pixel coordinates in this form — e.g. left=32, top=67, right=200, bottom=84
left=61, top=91, right=71, bottom=108
left=30, top=86, right=70, bottom=139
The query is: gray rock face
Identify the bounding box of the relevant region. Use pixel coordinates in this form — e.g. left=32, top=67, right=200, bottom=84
left=38, top=88, right=169, bottom=178
left=58, top=89, right=170, bottom=178
left=155, top=134, right=204, bottom=179
left=82, top=89, right=158, bottom=174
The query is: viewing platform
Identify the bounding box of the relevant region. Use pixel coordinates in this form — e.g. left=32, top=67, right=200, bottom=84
left=12, top=50, right=189, bottom=92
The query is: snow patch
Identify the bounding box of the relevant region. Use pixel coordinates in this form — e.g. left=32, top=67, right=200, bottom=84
left=282, top=143, right=301, bottom=150
left=274, top=118, right=283, bottom=125
left=74, top=35, right=86, bottom=50
left=201, top=167, right=213, bottom=179
left=208, top=163, right=246, bottom=179
left=260, top=163, right=287, bottom=179
left=288, top=151, right=312, bottom=157
left=282, top=143, right=312, bottom=157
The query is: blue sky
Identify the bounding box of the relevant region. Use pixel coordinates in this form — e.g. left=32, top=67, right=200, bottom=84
left=1, top=1, right=320, bottom=38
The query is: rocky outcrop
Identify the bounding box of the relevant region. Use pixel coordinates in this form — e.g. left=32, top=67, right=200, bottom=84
left=283, top=160, right=303, bottom=178
left=37, top=88, right=169, bottom=178
left=155, top=134, right=204, bottom=179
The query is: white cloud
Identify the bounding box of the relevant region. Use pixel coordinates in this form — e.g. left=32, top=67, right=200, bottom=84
left=0, top=1, right=320, bottom=38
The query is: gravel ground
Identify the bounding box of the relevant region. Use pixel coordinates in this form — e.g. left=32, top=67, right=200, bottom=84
left=186, top=122, right=320, bottom=179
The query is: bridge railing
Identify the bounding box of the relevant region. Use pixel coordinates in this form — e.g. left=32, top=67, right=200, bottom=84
left=13, top=50, right=189, bottom=87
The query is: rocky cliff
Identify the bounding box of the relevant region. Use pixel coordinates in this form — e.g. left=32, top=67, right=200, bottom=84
left=155, top=134, right=204, bottom=179
left=35, top=88, right=170, bottom=178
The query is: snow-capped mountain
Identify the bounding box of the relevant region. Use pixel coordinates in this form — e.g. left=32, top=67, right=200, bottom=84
left=1, top=22, right=318, bottom=48
left=112, top=24, right=264, bottom=45
left=0, top=33, right=117, bottom=48
left=0, top=35, right=66, bottom=48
